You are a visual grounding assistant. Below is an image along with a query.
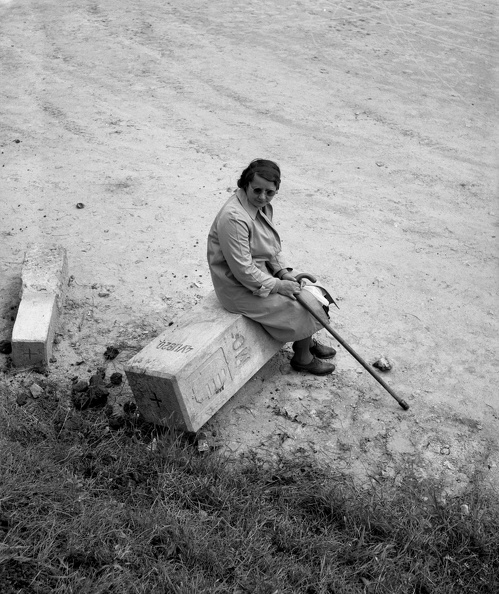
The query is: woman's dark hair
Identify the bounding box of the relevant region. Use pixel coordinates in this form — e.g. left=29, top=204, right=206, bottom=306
left=237, top=159, right=281, bottom=191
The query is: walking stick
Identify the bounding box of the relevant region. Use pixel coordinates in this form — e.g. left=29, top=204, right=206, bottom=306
left=293, top=273, right=409, bottom=411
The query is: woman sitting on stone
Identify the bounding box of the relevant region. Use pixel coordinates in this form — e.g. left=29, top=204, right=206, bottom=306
left=207, top=158, right=336, bottom=375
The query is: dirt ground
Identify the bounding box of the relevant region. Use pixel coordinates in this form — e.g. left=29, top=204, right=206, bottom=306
left=1, top=0, right=498, bottom=497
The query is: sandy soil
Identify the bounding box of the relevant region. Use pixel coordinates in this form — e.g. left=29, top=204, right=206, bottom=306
left=1, top=0, right=498, bottom=497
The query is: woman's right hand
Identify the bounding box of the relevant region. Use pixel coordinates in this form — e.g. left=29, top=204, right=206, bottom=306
left=277, top=280, right=301, bottom=300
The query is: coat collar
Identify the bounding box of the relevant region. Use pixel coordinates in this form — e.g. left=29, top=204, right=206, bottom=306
left=236, top=188, right=258, bottom=220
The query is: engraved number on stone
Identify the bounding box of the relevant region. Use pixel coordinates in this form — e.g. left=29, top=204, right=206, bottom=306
left=232, top=332, right=251, bottom=366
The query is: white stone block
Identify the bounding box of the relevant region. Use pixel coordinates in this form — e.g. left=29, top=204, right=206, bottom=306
left=11, top=245, right=68, bottom=367
left=125, top=292, right=282, bottom=432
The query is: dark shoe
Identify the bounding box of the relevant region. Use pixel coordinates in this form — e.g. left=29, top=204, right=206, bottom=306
left=310, top=339, right=337, bottom=359
left=290, top=356, right=335, bottom=376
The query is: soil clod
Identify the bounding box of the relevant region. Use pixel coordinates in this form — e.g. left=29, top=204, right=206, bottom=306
left=103, top=346, right=119, bottom=360
left=0, top=340, right=12, bottom=354
left=110, top=372, right=123, bottom=385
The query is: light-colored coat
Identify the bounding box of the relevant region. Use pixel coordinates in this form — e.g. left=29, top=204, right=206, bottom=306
left=207, top=190, right=323, bottom=342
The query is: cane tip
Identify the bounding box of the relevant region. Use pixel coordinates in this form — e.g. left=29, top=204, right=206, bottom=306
left=399, top=400, right=410, bottom=411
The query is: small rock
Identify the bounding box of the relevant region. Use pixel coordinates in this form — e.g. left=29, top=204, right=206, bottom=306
left=104, top=346, right=119, bottom=360
left=460, top=504, right=470, bottom=516
left=123, top=401, right=137, bottom=415
left=29, top=383, right=44, bottom=399
left=197, top=431, right=211, bottom=453
left=108, top=415, right=125, bottom=430
left=98, top=292, right=110, bottom=298
left=90, top=384, right=109, bottom=398
left=76, top=203, right=85, bottom=209
left=72, top=380, right=89, bottom=393
left=72, top=374, right=108, bottom=409
left=373, top=356, right=392, bottom=371
left=110, top=372, right=123, bottom=385
left=440, top=446, right=450, bottom=455
left=16, top=392, right=29, bottom=406
left=89, top=373, right=103, bottom=387
left=0, top=340, right=12, bottom=354
left=72, top=387, right=108, bottom=410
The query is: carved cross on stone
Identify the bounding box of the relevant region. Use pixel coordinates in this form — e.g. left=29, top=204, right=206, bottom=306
left=23, top=347, right=36, bottom=360
left=149, top=391, right=162, bottom=408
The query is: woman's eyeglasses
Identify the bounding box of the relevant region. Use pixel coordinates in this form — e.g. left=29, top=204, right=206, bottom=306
left=249, top=183, right=277, bottom=198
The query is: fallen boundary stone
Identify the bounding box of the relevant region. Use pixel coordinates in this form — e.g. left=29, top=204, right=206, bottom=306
left=11, top=245, right=69, bottom=367
left=125, top=291, right=283, bottom=432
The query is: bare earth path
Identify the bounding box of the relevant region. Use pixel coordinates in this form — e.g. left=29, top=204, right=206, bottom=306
left=1, top=0, right=498, bottom=496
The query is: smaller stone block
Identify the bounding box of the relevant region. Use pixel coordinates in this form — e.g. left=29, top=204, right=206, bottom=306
left=11, top=293, right=57, bottom=367
left=11, top=245, right=68, bottom=368
left=125, top=292, right=283, bottom=432
left=20, top=245, right=69, bottom=310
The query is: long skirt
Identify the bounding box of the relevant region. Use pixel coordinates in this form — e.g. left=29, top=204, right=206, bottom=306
left=214, top=285, right=324, bottom=343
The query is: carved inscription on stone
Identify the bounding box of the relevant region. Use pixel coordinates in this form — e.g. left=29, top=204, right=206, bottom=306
left=232, top=332, right=251, bottom=366
left=156, top=340, right=194, bottom=353
left=188, top=348, right=232, bottom=405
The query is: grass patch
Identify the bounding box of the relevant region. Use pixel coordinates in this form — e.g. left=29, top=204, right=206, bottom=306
left=0, top=382, right=497, bottom=593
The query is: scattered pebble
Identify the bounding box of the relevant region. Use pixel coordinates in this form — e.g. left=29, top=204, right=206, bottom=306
left=373, top=356, right=392, bottom=371
left=29, top=383, right=44, bottom=399
left=460, top=504, right=470, bottom=516
left=440, top=445, right=451, bottom=455
left=76, top=203, right=85, bottom=209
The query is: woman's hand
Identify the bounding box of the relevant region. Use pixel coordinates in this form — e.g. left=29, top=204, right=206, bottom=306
left=277, top=280, right=302, bottom=300
left=281, top=272, right=307, bottom=287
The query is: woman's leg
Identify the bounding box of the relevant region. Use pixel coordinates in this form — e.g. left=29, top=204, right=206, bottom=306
left=291, top=337, right=313, bottom=364
left=291, top=335, right=336, bottom=375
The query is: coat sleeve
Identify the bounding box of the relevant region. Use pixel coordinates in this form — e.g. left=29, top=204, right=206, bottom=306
left=217, top=214, right=278, bottom=297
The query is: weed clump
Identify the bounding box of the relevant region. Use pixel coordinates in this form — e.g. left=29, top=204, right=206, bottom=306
left=0, top=382, right=497, bottom=593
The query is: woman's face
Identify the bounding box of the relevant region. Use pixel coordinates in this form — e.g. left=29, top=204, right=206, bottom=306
left=245, top=173, right=278, bottom=209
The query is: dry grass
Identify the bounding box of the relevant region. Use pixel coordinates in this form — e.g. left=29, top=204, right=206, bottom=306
left=0, top=380, right=497, bottom=594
